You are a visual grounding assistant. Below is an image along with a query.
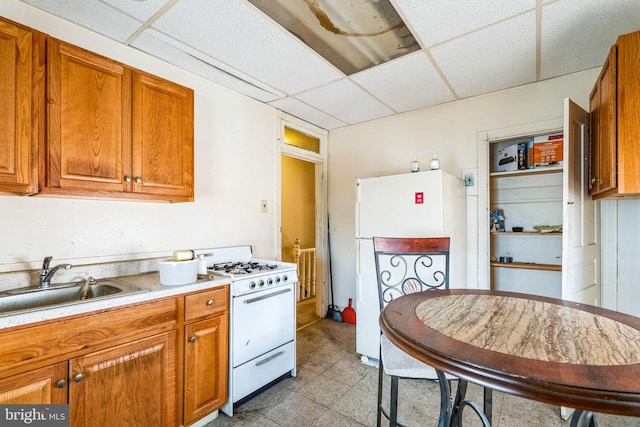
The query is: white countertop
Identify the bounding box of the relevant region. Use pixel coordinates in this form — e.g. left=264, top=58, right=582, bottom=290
left=0, top=272, right=230, bottom=329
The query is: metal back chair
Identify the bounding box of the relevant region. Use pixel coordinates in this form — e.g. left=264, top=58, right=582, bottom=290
left=373, top=236, right=490, bottom=427
left=374, top=237, right=451, bottom=427
left=375, top=237, right=450, bottom=310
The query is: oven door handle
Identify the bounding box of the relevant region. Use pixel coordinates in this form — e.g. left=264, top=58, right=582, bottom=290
left=243, top=288, right=291, bottom=304
left=255, top=351, right=284, bottom=367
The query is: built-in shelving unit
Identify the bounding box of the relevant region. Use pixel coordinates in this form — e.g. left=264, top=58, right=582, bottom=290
left=489, top=133, right=564, bottom=298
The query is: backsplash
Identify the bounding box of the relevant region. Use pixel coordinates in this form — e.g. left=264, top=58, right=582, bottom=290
left=0, top=258, right=164, bottom=292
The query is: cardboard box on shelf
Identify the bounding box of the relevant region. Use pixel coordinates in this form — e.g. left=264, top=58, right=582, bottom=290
left=496, top=143, right=518, bottom=172
left=533, top=133, right=563, bottom=167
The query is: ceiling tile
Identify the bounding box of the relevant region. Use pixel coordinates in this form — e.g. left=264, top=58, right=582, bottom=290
left=540, top=0, right=640, bottom=79
left=269, top=98, right=347, bottom=130
left=430, top=12, right=536, bottom=99
left=131, top=31, right=282, bottom=102
left=296, top=79, right=395, bottom=125
left=394, top=0, right=534, bottom=47
left=20, top=0, right=142, bottom=42
left=350, top=51, right=454, bottom=113
left=148, top=0, right=343, bottom=95
left=102, top=0, right=172, bottom=22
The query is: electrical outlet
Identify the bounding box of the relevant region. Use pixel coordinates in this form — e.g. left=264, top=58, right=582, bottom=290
left=260, top=200, right=268, bottom=213
left=464, top=174, right=474, bottom=187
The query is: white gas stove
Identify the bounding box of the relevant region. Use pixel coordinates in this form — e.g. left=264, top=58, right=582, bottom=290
left=194, top=246, right=297, bottom=416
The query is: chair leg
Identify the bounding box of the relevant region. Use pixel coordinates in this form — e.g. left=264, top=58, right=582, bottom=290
left=377, top=350, right=384, bottom=427
left=483, top=387, right=493, bottom=424
left=390, top=375, right=399, bottom=427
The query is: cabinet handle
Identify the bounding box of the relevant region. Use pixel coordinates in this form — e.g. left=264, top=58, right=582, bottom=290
left=189, top=336, right=196, bottom=343
left=591, top=177, right=601, bottom=183
left=57, top=379, right=66, bottom=389
left=74, top=373, right=83, bottom=382
left=124, top=176, right=132, bottom=182
left=135, top=177, right=142, bottom=183
left=206, top=300, right=214, bottom=306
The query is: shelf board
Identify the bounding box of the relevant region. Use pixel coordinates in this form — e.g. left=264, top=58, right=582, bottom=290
left=490, top=261, right=561, bottom=271
left=490, top=231, right=562, bottom=236
left=490, top=166, right=563, bottom=178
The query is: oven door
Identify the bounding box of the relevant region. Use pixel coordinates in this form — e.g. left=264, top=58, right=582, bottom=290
left=233, top=282, right=295, bottom=367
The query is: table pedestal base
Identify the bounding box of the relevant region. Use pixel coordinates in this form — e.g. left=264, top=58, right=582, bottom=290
left=437, top=372, right=598, bottom=427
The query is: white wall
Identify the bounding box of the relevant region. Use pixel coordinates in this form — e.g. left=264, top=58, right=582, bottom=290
left=616, top=199, right=640, bottom=316
left=0, top=1, right=280, bottom=275
left=327, top=69, right=605, bottom=311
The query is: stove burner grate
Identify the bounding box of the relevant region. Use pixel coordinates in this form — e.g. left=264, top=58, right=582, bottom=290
left=210, top=261, right=279, bottom=275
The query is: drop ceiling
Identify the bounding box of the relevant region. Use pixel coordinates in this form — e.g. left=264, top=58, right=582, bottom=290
left=15, top=0, right=640, bottom=130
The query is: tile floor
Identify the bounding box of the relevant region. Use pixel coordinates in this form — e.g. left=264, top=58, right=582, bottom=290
left=205, top=317, right=640, bottom=427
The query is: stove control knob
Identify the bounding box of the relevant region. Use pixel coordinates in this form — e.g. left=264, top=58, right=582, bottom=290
left=282, top=274, right=288, bottom=282
left=258, top=279, right=265, bottom=287
left=249, top=281, right=256, bottom=289
left=275, top=276, right=281, bottom=284
left=267, top=278, right=274, bottom=286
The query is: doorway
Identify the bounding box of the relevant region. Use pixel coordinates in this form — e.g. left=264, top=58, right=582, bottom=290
left=277, top=114, right=327, bottom=330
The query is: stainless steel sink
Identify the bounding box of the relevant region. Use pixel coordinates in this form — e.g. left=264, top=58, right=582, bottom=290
left=0, top=279, right=149, bottom=316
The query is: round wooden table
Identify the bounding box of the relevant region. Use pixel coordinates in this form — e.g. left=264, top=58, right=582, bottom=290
left=379, top=289, right=640, bottom=426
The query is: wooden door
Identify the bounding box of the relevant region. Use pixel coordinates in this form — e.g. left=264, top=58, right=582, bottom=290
left=588, top=46, right=616, bottom=196
left=69, top=332, right=176, bottom=427
left=132, top=72, right=193, bottom=200
left=562, top=99, right=600, bottom=305
left=0, top=362, right=67, bottom=404
left=0, top=18, right=40, bottom=194
left=184, top=315, right=228, bottom=425
left=47, top=39, right=132, bottom=193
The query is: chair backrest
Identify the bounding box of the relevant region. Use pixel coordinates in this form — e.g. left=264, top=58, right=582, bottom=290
left=373, top=237, right=450, bottom=310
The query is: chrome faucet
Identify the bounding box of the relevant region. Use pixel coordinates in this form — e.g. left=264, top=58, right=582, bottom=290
left=39, top=256, right=72, bottom=288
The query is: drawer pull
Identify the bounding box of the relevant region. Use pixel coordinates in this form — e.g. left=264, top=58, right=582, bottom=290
left=206, top=300, right=214, bottom=306
left=256, top=351, right=284, bottom=366
left=57, top=380, right=66, bottom=389
left=189, top=336, right=196, bottom=343
left=74, top=374, right=83, bottom=383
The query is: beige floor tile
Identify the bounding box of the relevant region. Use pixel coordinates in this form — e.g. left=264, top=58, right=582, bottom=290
left=206, top=319, right=640, bottom=427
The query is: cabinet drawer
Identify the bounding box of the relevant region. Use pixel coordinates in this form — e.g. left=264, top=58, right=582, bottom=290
left=185, top=286, right=228, bottom=321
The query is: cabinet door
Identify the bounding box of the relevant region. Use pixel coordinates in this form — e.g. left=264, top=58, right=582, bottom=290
left=69, top=332, right=176, bottom=427
left=0, top=18, right=40, bottom=194
left=47, top=39, right=132, bottom=193
left=184, top=315, right=228, bottom=424
left=132, top=72, right=193, bottom=200
left=563, top=99, right=600, bottom=305
left=588, top=46, right=616, bottom=196
left=0, top=362, right=67, bottom=404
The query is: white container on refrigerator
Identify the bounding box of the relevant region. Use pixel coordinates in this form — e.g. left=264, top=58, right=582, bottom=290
left=355, top=169, right=466, bottom=363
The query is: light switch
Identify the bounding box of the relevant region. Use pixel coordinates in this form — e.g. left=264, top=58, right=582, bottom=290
left=261, top=200, right=268, bottom=213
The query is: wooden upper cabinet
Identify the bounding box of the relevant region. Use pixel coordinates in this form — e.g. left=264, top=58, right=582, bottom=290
left=589, top=30, right=640, bottom=199
left=589, top=46, right=617, bottom=196
left=46, top=39, right=132, bottom=194
left=133, top=72, right=194, bottom=199
left=0, top=18, right=42, bottom=195
left=43, top=38, right=194, bottom=202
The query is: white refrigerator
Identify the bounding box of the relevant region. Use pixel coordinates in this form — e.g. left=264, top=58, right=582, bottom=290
left=355, top=169, right=466, bottom=363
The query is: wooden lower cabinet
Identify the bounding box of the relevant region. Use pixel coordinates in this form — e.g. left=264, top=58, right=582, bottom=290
left=0, top=287, right=230, bottom=427
left=0, top=362, right=67, bottom=405
left=184, top=316, right=228, bottom=425
left=70, top=331, right=176, bottom=427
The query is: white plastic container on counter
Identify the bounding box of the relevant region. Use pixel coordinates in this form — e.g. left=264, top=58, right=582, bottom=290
left=158, top=259, right=198, bottom=286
